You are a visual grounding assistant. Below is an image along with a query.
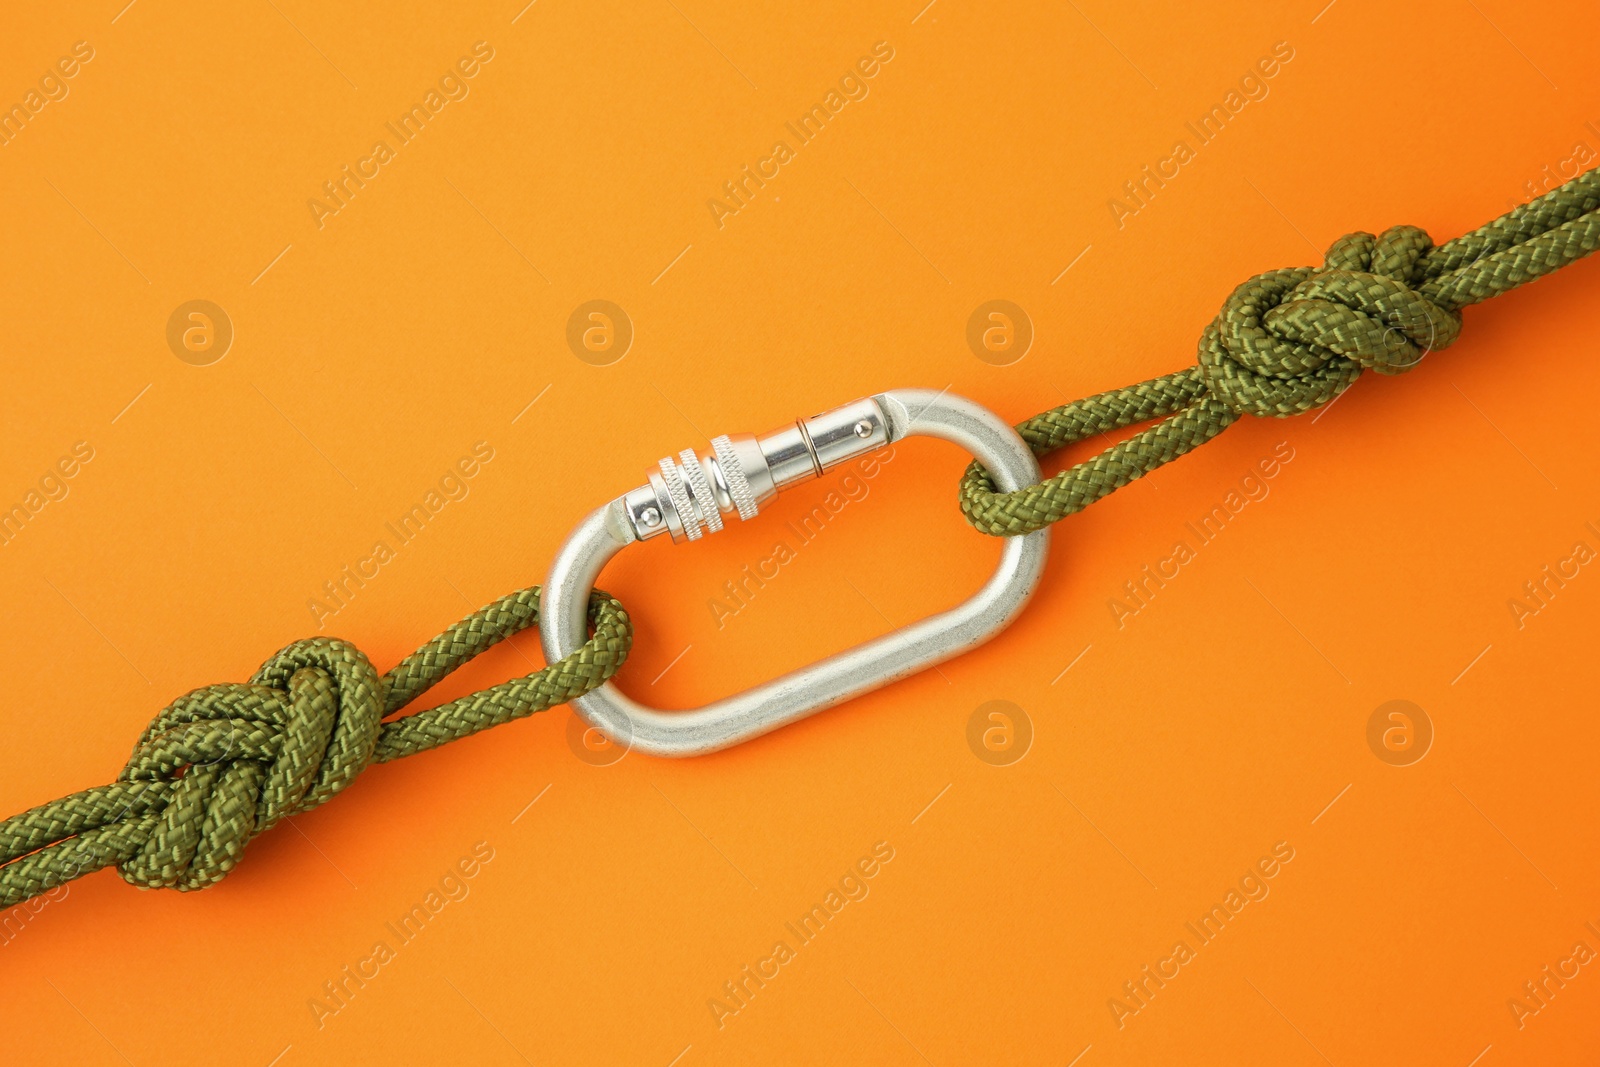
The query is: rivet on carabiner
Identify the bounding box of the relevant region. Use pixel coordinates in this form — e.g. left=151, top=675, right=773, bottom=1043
left=539, top=389, right=1050, bottom=757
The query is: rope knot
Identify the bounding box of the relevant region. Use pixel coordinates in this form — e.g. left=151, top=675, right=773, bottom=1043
left=1197, top=225, right=1462, bottom=417
left=116, top=638, right=383, bottom=890
left=0, top=585, right=631, bottom=909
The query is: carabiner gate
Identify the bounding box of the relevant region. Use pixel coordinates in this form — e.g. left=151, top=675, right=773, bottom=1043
left=538, top=389, right=1049, bottom=756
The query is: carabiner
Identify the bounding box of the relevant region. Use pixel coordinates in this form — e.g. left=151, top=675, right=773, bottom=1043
left=538, top=389, right=1050, bottom=756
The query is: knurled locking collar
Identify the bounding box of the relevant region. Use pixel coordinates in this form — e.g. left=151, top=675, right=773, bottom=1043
left=626, top=397, right=889, bottom=543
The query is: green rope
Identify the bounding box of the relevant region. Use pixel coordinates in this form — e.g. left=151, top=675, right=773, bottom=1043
left=0, top=586, right=631, bottom=908
left=960, top=166, right=1600, bottom=535
left=9, top=166, right=1600, bottom=913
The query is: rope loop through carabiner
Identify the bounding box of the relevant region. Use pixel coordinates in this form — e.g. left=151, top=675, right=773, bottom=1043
left=959, top=168, right=1600, bottom=536
left=0, top=587, right=630, bottom=908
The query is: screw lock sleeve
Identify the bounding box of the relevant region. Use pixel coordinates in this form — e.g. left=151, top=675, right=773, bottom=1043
left=623, top=397, right=890, bottom=543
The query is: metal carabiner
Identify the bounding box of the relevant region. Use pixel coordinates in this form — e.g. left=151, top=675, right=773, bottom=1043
left=538, top=389, right=1050, bottom=756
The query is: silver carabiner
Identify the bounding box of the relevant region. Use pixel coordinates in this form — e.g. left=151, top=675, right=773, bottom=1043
left=538, top=389, right=1050, bottom=756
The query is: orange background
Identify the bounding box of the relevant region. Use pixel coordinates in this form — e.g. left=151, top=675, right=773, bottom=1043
left=2, top=0, right=1598, bottom=1063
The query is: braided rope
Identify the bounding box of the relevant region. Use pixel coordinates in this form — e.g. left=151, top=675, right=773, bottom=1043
left=960, top=167, right=1600, bottom=535
left=7, top=167, right=1600, bottom=913
left=0, top=586, right=631, bottom=909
